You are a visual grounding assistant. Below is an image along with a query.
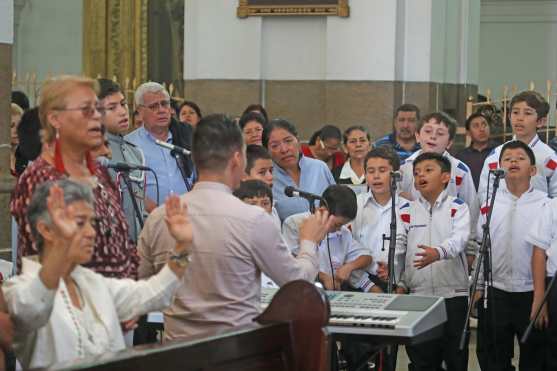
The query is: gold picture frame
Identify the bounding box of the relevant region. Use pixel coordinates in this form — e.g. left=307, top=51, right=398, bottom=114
left=237, top=0, right=349, bottom=18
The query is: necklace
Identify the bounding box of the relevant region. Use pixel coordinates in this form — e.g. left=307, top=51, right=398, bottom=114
left=60, top=286, right=84, bottom=357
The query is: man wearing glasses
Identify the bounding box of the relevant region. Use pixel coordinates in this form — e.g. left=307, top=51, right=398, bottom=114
left=126, top=82, right=194, bottom=212
left=97, top=78, right=146, bottom=242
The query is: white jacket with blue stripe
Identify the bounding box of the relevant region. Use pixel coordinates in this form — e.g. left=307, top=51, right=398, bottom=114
left=396, top=190, right=471, bottom=298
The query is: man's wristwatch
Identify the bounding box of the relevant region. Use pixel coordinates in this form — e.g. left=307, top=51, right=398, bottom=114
left=170, top=251, right=190, bottom=267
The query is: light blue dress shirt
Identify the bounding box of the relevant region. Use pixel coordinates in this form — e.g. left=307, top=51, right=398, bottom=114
left=273, top=155, right=336, bottom=221
left=125, top=126, right=191, bottom=205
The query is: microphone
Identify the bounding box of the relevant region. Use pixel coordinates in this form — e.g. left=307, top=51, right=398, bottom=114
left=390, top=170, right=402, bottom=181
left=155, top=139, right=191, bottom=156
left=97, top=157, right=150, bottom=172
left=489, top=168, right=506, bottom=178
left=284, top=186, right=324, bottom=202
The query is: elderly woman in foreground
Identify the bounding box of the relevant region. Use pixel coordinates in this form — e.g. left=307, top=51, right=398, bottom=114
left=3, top=180, right=192, bottom=369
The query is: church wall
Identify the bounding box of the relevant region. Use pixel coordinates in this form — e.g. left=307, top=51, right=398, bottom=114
left=479, top=1, right=557, bottom=99
left=184, top=0, right=479, bottom=139
left=13, top=0, right=83, bottom=95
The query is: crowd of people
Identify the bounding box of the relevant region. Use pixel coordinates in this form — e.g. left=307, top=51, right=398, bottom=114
left=2, top=75, right=557, bottom=371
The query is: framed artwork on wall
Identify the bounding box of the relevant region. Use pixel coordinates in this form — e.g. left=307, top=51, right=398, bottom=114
left=237, top=0, right=349, bottom=18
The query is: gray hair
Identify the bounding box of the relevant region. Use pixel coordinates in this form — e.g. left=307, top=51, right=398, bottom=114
left=27, top=179, right=94, bottom=252
left=134, top=82, right=170, bottom=106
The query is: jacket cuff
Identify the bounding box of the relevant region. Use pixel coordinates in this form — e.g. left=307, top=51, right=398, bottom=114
left=434, top=246, right=448, bottom=260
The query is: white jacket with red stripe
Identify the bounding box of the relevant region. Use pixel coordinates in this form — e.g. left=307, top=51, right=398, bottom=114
left=478, top=135, right=557, bottom=203
left=396, top=190, right=471, bottom=298
left=477, top=186, right=549, bottom=292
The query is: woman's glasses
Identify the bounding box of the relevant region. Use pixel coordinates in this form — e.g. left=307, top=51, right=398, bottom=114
left=54, top=105, right=106, bottom=118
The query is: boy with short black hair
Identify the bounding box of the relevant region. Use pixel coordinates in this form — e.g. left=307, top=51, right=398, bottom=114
left=474, top=140, right=547, bottom=371
left=479, top=90, right=557, bottom=202
left=233, top=179, right=279, bottom=289
left=283, top=185, right=371, bottom=291
left=396, top=152, right=471, bottom=371
left=400, top=112, right=477, bottom=215
left=233, top=179, right=273, bottom=214
left=244, top=144, right=273, bottom=187
left=351, top=146, right=404, bottom=293
left=400, top=112, right=478, bottom=267
left=244, top=145, right=280, bottom=227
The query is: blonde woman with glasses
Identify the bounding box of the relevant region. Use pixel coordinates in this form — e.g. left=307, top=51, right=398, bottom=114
left=11, top=75, right=138, bottom=280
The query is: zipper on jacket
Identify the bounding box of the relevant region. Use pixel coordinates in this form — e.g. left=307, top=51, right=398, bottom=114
left=429, top=206, right=434, bottom=295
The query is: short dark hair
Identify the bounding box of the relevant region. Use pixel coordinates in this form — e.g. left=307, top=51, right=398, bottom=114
left=308, top=125, right=342, bottom=145
left=418, top=112, right=458, bottom=141
left=15, top=107, right=41, bottom=175
left=343, top=125, right=371, bottom=145
left=193, top=114, right=244, bottom=171
left=233, top=179, right=273, bottom=204
left=320, top=185, right=357, bottom=220
left=510, top=90, right=550, bottom=119
left=246, top=144, right=272, bottom=173
left=97, top=78, right=123, bottom=100
left=365, top=146, right=400, bottom=171
left=11, top=91, right=30, bottom=111
left=413, top=152, right=452, bottom=174
left=179, top=100, right=202, bottom=119
left=465, top=112, right=490, bottom=131
left=239, top=111, right=266, bottom=130
left=242, top=104, right=269, bottom=122
left=394, top=103, right=420, bottom=121
left=263, top=118, right=298, bottom=148
left=499, top=140, right=536, bottom=165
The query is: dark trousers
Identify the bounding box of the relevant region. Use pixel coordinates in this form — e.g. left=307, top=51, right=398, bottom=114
left=546, top=277, right=557, bottom=370
left=406, top=296, right=469, bottom=371
left=476, top=288, right=545, bottom=371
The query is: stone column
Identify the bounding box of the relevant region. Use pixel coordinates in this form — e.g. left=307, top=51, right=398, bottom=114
left=0, top=0, right=14, bottom=260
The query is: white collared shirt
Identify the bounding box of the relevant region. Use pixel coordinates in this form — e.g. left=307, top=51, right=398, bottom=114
left=478, top=135, right=557, bottom=203
left=478, top=187, right=549, bottom=292
left=526, top=197, right=557, bottom=277
left=351, top=191, right=405, bottom=281
left=282, top=212, right=370, bottom=289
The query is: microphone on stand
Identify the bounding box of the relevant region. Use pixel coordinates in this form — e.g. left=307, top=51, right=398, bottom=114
left=489, top=168, right=506, bottom=178
left=97, top=157, right=150, bottom=172
left=390, top=170, right=402, bottom=181
left=155, top=139, right=191, bottom=156
left=284, top=186, right=324, bottom=202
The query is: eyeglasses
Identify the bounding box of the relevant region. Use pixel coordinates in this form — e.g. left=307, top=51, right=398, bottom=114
left=268, top=136, right=297, bottom=151
left=140, top=100, right=171, bottom=112
left=54, top=105, right=106, bottom=118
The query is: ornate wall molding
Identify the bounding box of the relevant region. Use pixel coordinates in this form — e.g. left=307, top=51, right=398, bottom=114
left=237, top=0, right=349, bottom=18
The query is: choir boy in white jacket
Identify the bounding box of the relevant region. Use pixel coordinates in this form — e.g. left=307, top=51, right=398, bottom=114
left=475, top=140, right=547, bottom=371
left=399, top=112, right=478, bottom=267
left=396, top=152, right=471, bottom=371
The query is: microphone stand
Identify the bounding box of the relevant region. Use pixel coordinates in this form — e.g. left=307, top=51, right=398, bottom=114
left=387, top=175, right=398, bottom=294
left=459, top=172, right=503, bottom=350
left=171, top=149, right=192, bottom=192
left=119, top=171, right=144, bottom=229
left=521, top=273, right=556, bottom=343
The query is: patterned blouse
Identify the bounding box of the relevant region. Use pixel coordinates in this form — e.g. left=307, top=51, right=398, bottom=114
left=10, top=157, right=138, bottom=279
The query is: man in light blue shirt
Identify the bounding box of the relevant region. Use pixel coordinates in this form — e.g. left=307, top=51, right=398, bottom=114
left=126, top=82, right=193, bottom=212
